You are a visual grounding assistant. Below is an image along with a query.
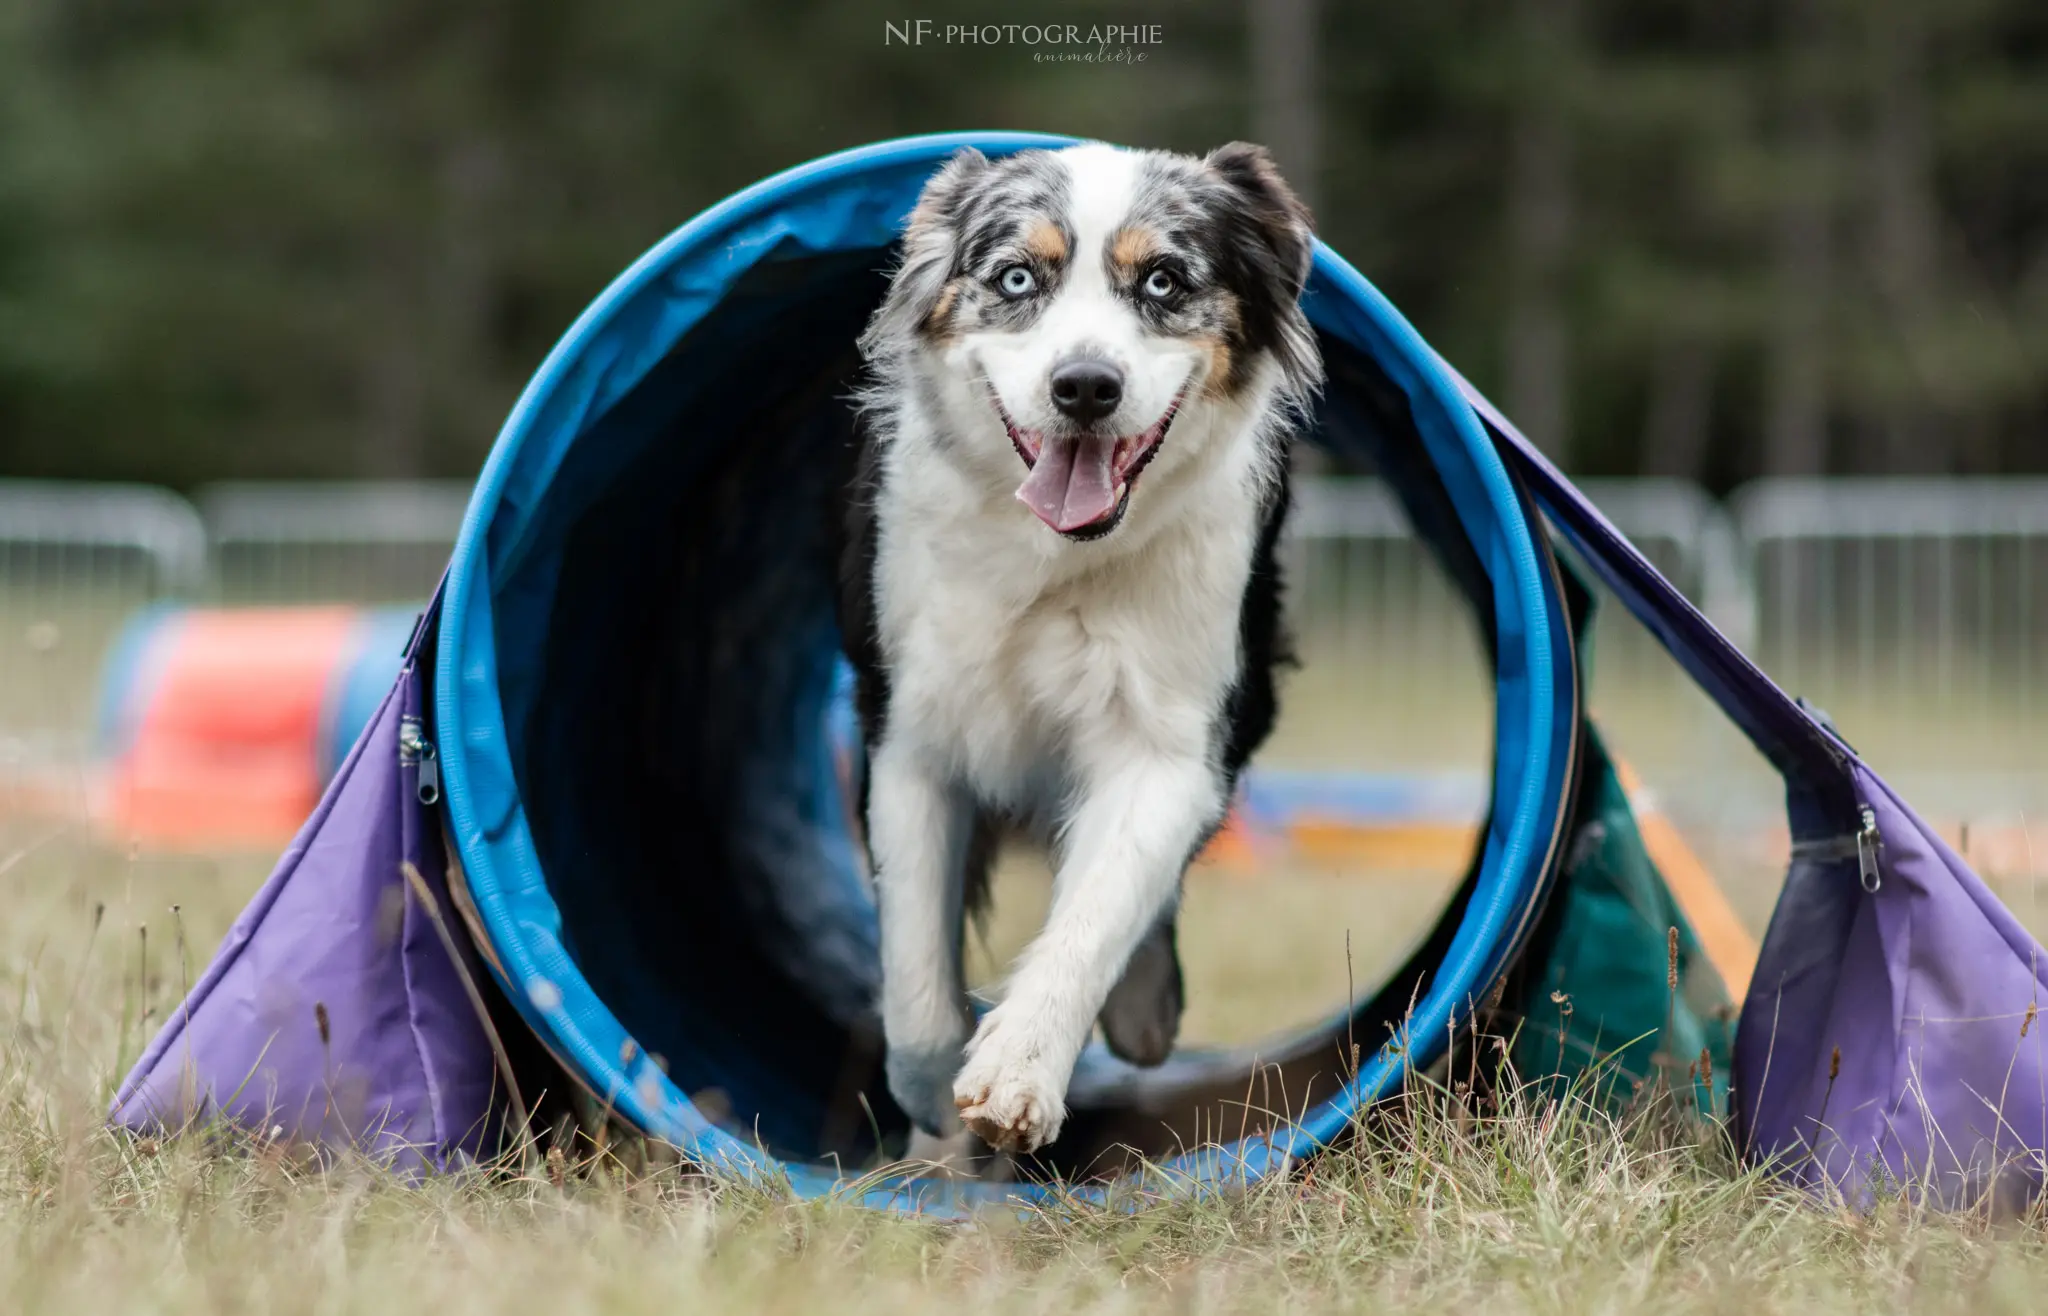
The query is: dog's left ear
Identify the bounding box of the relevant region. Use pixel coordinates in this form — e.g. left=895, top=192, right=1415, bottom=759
left=1205, top=142, right=1315, bottom=298
left=861, top=147, right=990, bottom=359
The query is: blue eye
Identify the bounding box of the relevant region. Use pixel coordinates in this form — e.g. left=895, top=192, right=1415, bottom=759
left=996, top=265, right=1037, bottom=298
left=1142, top=268, right=1179, bottom=300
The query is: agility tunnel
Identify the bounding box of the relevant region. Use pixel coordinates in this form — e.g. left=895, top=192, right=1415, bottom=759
left=115, top=133, right=2048, bottom=1211
left=92, top=605, right=419, bottom=848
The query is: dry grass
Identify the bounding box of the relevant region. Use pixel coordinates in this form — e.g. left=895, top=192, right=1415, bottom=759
left=2, top=532, right=2046, bottom=1309
left=19, top=1080, right=2048, bottom=1316
left=7, top=823, right=2048, bottom=1314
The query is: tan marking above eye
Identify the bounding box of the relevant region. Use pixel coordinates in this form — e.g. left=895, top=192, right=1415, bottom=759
left=1109, top=226, right=1161, bottom=280
left=1023, top=219, right=1068, bottom=265
left=921, top=279, right=963, bottom=337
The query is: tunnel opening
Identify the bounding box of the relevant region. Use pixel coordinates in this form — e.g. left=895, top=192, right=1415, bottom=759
left=431, top=132, right=1573, bottom=1202
left=481, top=252, right=1511, bottom=1177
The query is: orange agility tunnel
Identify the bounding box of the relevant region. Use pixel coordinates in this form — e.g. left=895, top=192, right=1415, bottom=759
left=95, top=605, right=421, bottom=849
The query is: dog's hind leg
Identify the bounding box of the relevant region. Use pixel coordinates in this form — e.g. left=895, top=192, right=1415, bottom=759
left=1097, top=914, right=1183, bottom=1067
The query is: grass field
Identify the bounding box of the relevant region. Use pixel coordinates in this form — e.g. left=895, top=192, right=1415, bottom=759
left=4, top=578, right=2047, bottom=1310
left=8, top=823, right=2048, bottom=1314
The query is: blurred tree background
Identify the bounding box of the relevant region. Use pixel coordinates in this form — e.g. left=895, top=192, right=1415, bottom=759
left=0, top=0, right=2041, bottom=490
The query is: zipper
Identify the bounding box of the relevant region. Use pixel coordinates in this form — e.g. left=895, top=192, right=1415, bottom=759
left=399, top=714, right=442, bottom=806
left=1789, top=805, right=1881, bottom=893
left=1855, top=807, right=1881, bottom=892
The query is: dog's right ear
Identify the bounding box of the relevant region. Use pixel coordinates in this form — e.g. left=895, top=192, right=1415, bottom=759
left=860, top=147, right=989, bottom=358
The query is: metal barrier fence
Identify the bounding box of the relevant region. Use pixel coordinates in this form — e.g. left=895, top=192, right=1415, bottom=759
left=0, top=475, right=2041, bottom=884
left=200, top=481, right=470, bottom=603
left=1277, top=478, right=1493, bottom=771
left=0, top=483, right=208, bottom=764
left=0, top=480, right=463, bottom=770
left=1279, top=475, right=2048, bottom=902
left=1278, top=477, right=1755, bottom=798
left=1733, top=478, right=2048, bottom=824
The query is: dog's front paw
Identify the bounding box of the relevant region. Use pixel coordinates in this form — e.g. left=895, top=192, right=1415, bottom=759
left=886, top=1043, right=966, bottom=1136
left=951, top=1014, right=1067, bottom=1153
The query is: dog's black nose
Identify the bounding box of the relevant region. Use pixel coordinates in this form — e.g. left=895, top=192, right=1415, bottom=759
left=1049, top=360, right=1124, bottom=424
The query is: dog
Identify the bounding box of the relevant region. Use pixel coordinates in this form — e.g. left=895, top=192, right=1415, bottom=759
left=836, top=140, right=1322, bottom=1157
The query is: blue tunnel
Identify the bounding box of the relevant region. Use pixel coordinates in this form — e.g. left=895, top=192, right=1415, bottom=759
left=429, top=132, right=1580, bottom=1206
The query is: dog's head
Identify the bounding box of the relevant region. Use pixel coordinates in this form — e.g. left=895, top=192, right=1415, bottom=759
left=861, top=142, right=1320, bottom=541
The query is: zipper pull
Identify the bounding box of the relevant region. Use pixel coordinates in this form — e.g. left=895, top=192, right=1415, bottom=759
left=399, top=715, right=442, bottom=806
left=1855, top=806, right=1881, bottom=893
left=416, top=738, right=441, bottom=806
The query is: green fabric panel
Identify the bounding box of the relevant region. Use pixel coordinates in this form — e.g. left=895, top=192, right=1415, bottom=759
left=1508, top=725, right=1735, bottom=1114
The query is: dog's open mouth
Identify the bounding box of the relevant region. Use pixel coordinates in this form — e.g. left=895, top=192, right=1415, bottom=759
left=998, top=389, right=1186, bottom=539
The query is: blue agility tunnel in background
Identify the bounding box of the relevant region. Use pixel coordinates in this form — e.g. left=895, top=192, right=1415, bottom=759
left=429, top=131, right=1576, bottom=1205
left=122, top=131, right=2048, bottom=1213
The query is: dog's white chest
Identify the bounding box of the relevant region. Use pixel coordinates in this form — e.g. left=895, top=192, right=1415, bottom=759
left=874, top=495, right=1252, bottom=808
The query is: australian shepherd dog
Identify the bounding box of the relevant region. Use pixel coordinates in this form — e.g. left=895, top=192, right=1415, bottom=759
left=837, top=141, right=1324, bottom=1158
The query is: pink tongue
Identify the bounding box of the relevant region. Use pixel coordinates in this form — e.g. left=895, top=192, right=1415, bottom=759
left=1015, top=435, right=1120, bottom=532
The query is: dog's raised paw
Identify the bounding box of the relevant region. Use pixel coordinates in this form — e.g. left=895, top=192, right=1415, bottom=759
left=952, top=1029, right=1066, bottom=1153
left=953, top=1074, right=1064, bottom=1154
